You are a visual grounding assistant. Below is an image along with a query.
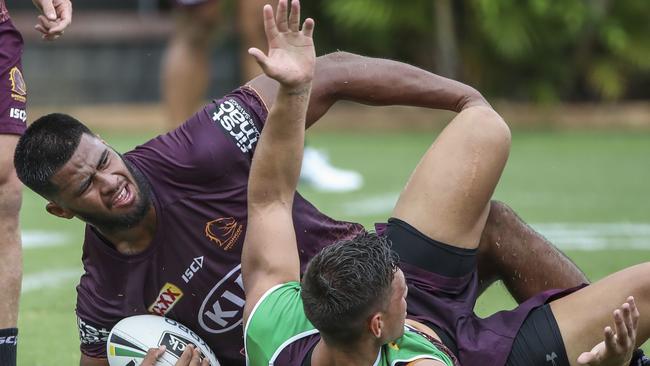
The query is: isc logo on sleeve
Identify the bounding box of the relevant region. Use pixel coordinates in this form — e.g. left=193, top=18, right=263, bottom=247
left=149, top=283, right=184, bottom=316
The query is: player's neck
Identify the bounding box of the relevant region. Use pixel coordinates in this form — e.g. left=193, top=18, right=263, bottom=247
left=96, top=204, right=157, bottom=255
left=312, top=337, right=382, bottom=366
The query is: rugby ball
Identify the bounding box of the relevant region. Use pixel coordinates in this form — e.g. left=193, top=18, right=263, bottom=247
left=107, top=315, right=220, bottom=366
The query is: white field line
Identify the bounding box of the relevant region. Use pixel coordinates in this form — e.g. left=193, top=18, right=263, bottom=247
left=341, top=193, right=399, bottom=216
left=22, top=230, right=69, bottom=249
left=532, top=223, right=650, bottom=250
left=21, top=268, right=82, bottom=294
left=341, top=194, right=650, bottom=251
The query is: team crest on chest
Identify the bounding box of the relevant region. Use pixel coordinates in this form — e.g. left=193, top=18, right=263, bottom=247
left=205, top=217, right=243, bottom=251
left=9, top=67, right=27, bottom=102
left=149, top=282, right=184, bottom=316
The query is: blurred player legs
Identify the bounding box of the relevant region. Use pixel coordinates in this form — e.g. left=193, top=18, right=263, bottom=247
left=162, top=0, right=364, bottom=192
left=301, top=147, right=363, bottom=192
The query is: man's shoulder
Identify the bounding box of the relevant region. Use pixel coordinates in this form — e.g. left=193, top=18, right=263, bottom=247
left=245, top=282, right=318, bottom=366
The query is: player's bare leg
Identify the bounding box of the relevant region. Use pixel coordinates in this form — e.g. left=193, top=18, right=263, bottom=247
left=477, top=201, right=588, bottom=303
left=549, top=262, right=650, bottom=365
left=162, top=0, right=221, bottom=127
left=0, top=134, right=23, bottom=329
left=392, top=106, right=511, bottom=252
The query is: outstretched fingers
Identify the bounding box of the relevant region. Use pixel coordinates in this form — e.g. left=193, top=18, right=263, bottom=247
left=288, top=0, right=301, bottom=31
left=248, top=47, right=269, bottom=71
left=262, top=4, right=279, bottom=42
left=576, top=296, right=640, bottom=366
left=301, top=18, right=315, bottom=38
left=275, top=0, right=289, bottom=32
left=629, top=296, right=640, bottom=330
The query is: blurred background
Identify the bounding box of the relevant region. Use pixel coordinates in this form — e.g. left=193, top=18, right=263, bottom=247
left=11, top=0, right=650, bottom=104
left=9, top=0, right=650, bottom=364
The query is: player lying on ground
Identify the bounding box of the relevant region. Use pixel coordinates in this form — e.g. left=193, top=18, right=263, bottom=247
left=240, top=1, right=647, bottom=366
left=14, top=7, right=626, bottom=366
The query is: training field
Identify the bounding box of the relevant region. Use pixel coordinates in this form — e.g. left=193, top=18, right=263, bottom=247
left=18, top=128, right=650, bottom=365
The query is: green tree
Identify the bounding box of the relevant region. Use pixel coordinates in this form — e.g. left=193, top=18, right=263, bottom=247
left=317, top=0, right=650, bottom=101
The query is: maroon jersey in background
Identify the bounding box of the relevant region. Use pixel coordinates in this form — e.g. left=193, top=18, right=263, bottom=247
left=75, top=87, right=364, bottom=365
left=0, top=8, right=27, bottom=136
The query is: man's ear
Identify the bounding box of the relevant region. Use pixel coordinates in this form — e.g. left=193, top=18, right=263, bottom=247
left=46, top=201, right=74, bottom=219
left=369, top=312, right=383, bottom=339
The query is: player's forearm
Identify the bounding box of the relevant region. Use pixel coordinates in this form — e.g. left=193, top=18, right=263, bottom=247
left=316, top=51, right=489, bottom=113
left=243, top=83, right=310, bottom=302
left=248, top=84, right=311, bottom=206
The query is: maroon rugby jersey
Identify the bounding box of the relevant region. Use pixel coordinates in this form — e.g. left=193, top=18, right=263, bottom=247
left=75, top=87, right=364, bottom=365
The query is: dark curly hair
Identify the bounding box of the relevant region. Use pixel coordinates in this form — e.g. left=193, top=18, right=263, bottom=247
left=14, top=113, right=92, bottom=198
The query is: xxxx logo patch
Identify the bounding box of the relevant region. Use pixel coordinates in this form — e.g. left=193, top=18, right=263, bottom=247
left=148, top=283, right=184, bottom=316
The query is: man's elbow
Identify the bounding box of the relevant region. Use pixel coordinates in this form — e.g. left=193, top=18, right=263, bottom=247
left=457, top=86, right=490, bottom=111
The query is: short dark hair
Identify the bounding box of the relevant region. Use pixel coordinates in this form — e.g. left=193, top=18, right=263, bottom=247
left=301, top=232, right=399, bottom=347
left=14, top=113, right=93, bottom=198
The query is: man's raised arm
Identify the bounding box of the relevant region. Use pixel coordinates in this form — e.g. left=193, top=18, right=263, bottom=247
left=248, top=52, right=490, bottom=127
left=241, top=0, right=315, bottom=325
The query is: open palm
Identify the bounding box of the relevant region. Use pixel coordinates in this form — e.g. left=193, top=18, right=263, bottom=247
left=248, top=0, right=315, bottom=89
left=578, top=297, right=639, bottom=366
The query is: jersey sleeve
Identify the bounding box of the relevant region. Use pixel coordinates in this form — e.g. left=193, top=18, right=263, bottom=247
left=125, top=87, right=268, bottom=204
left=75, top=281, right=118, bottom=358
left=244, top=282, right=316, bottom=366
left=75, top=228, right=142, bottom=359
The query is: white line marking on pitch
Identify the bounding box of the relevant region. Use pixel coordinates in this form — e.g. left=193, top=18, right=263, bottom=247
left=341, top=193, right=399, bottom=216
left=532, top=223, right=650, bottom=250
left=21, top=268, right=81, bottom=294
left=22, top=230, right=69, bottom=249
left=341, top=194, right=649, bottom=251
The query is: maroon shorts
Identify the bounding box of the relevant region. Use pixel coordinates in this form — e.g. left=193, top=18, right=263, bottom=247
left=0, top=19, right=26, bottom=136
left=379, top=218, right=581, bottom=366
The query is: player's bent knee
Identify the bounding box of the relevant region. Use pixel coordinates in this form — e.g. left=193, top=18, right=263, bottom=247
left=461, top=106, right=511, bottom=157
left=482, top=201, right=509, bottom=237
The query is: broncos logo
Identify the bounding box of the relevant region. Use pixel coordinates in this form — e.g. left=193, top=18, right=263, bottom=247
left=204, top=217, right=243, bottom=251
left=9, top=67, right=27, bottom=102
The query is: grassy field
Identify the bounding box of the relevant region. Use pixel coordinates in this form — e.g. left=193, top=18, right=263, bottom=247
left=17, top=129, right=650, bottom=365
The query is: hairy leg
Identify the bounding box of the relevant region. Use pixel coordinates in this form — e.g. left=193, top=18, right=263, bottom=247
left=162, top=0, right=221, bottom=128
left=550, top=262, right=650, bottom=365
left=0, top=134, right=23, bottom=328
left=476, top=201, right=588, bottom=303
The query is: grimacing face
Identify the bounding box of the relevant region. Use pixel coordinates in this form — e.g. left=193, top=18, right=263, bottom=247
left=47, top=133, right=153, bottom=231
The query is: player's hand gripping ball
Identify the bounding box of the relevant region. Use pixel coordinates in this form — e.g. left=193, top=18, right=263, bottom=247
left=106, top=315, right=220, bottom=366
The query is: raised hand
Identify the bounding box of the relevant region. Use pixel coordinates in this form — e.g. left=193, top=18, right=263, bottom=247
left=32, top=0, right=73, bottom=41
left=577, top=296, right=640, bottom=366
left=248, top=0, right=315, bottom=90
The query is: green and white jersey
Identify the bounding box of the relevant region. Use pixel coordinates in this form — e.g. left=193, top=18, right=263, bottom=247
left=244, top=282, right=454, bottom=366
